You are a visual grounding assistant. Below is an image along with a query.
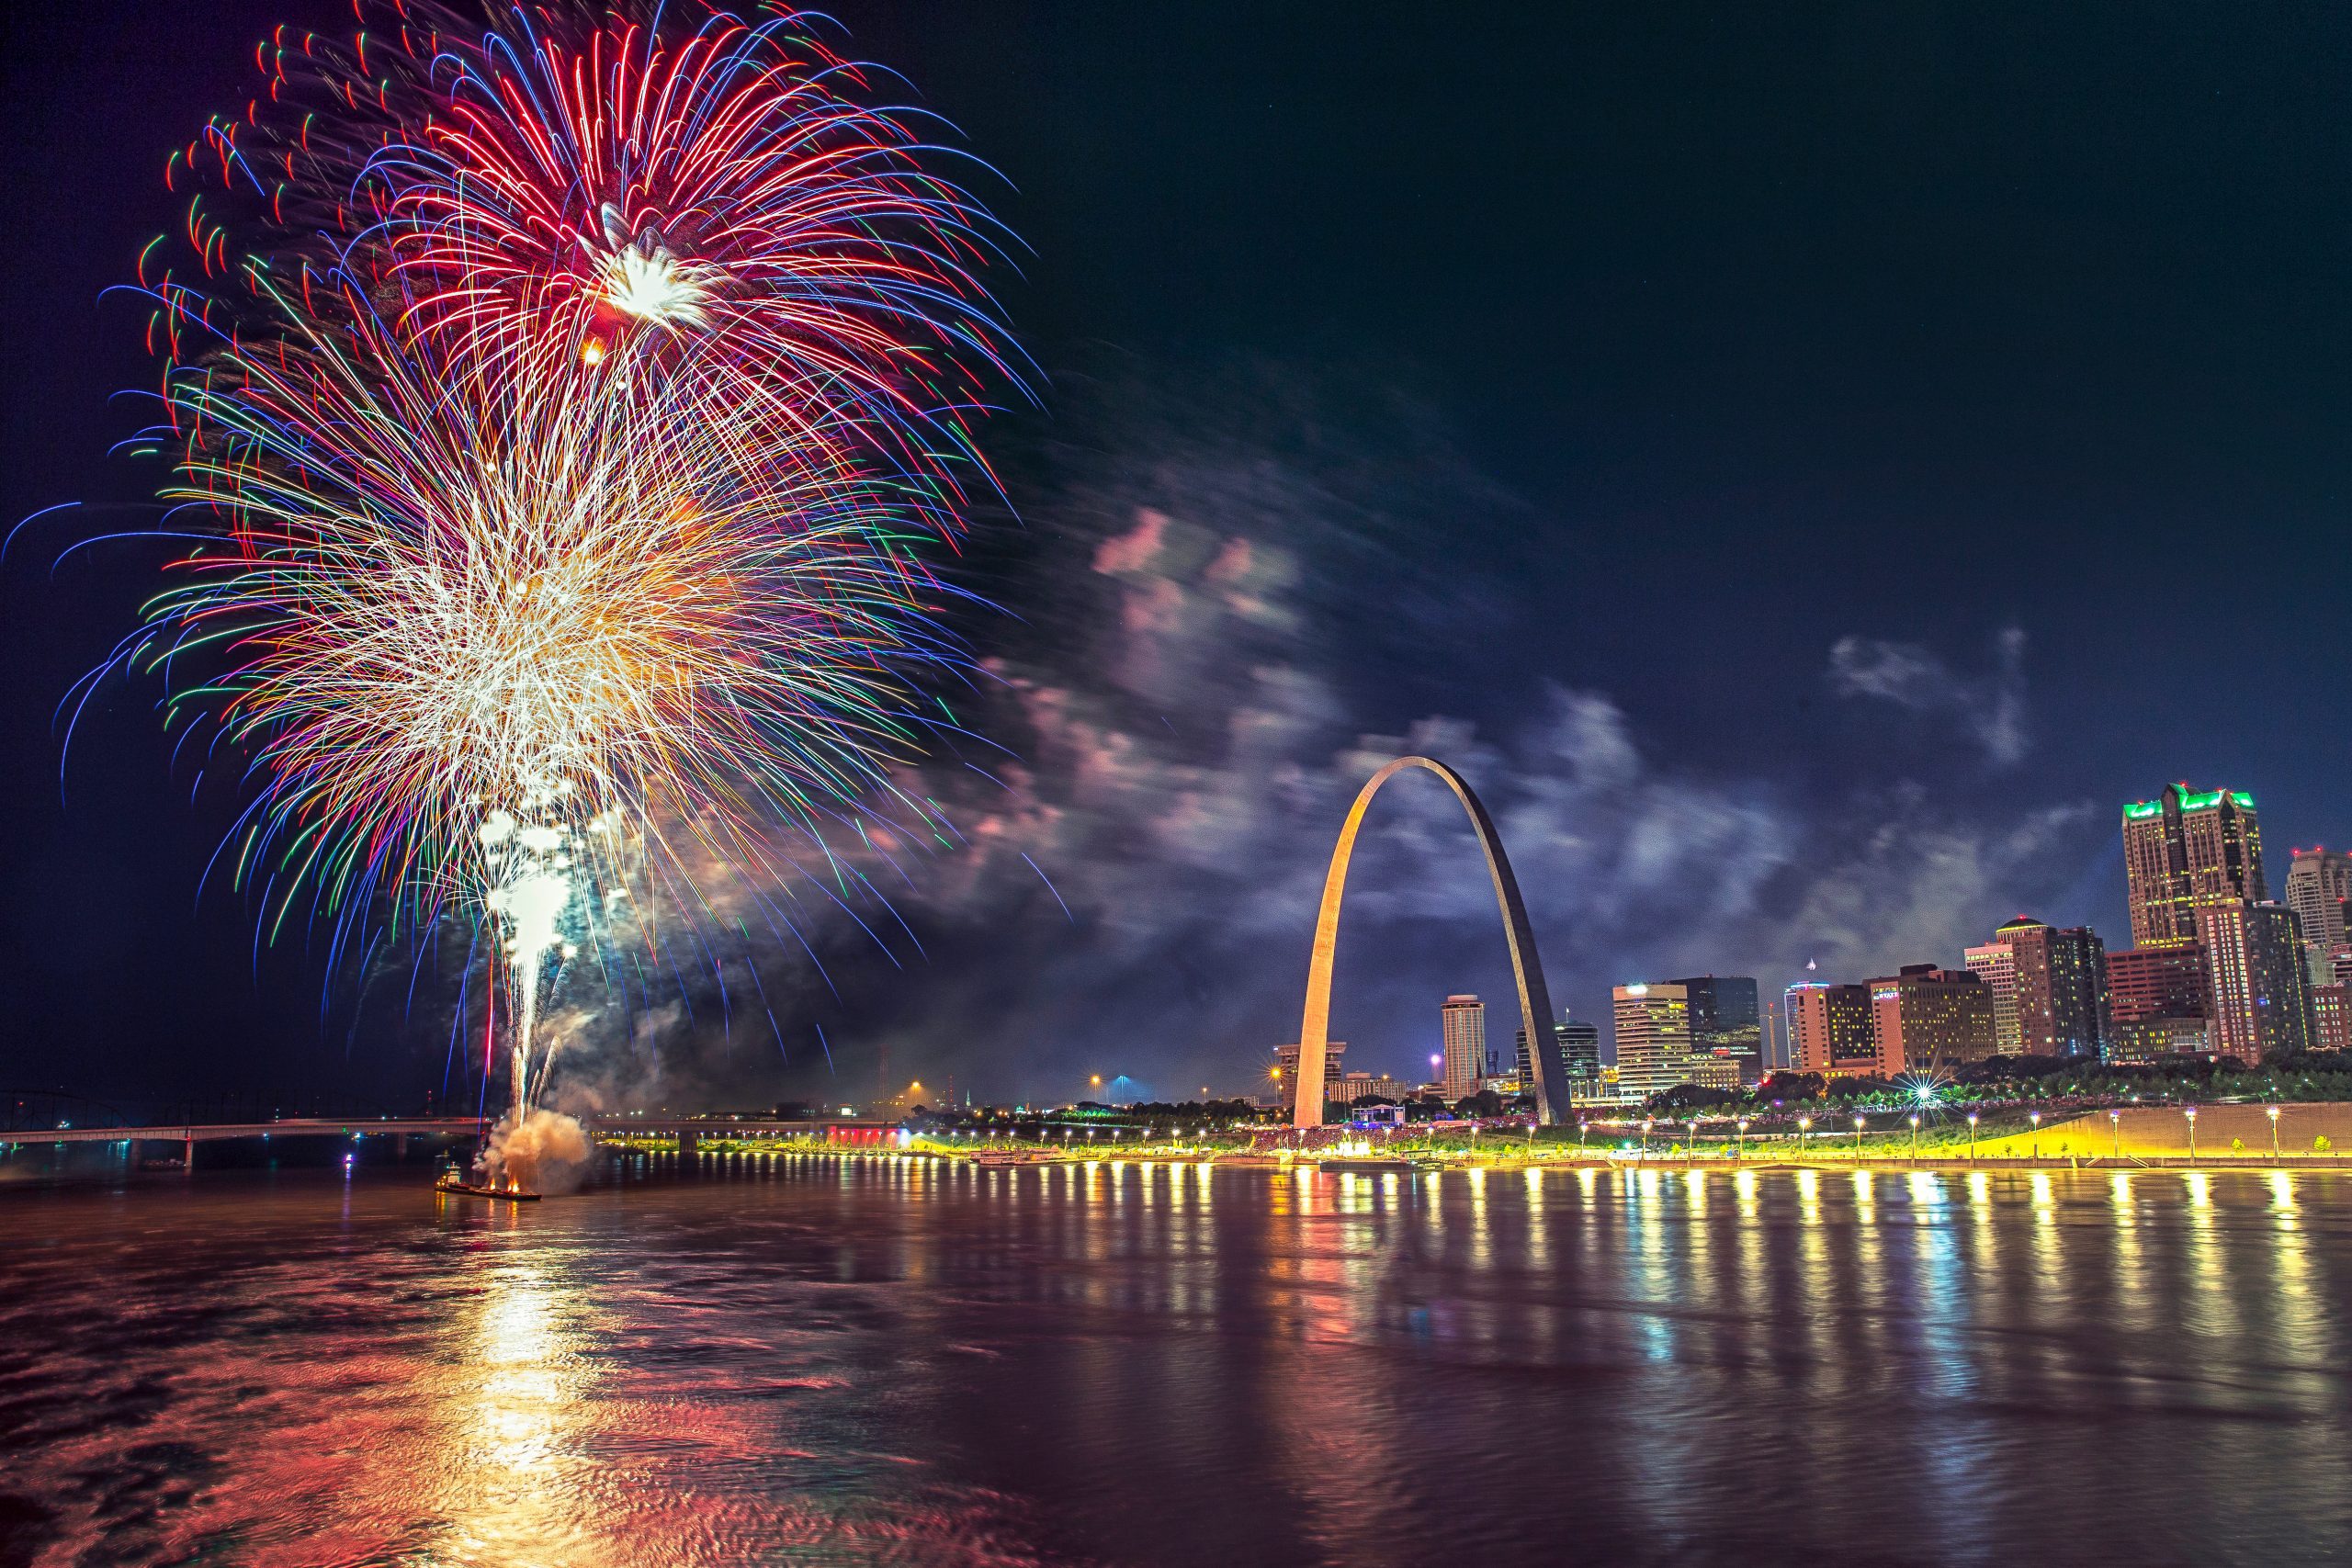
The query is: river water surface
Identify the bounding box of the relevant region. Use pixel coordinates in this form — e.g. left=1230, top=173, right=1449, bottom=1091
left=5, top=1156, right=2350, bottom=1566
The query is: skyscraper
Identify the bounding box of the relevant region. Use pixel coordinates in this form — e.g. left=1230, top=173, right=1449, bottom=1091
left=1867, top=964, right=1996, bottom=1074
left=1515, top=1017, right=1604, bottom=1102
left=2196, top=901, right=2313, bottom=1063
left=1668, top=976, right=1763, bottom=1083
left=1962, top=939, right=2022, bottom=1055
left=2122, top=785, right=2265, bottom=947
left=1993, top=917, right=2109, bottom=1057
left=1611, top=983, right=1691, bottom=1100
left=1441, top=995, right=1487, bottom=1101
left=2286, top=847, right=2352, bottom=959
left=1785, top=981, right=1879, bottom=1077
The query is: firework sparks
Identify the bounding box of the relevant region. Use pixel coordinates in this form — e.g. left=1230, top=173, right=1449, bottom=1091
left=87, top=2, right=1023, bottom=1150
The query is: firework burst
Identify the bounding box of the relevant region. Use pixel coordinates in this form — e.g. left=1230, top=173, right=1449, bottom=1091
left=85, top=1, right=1023, bottom=1142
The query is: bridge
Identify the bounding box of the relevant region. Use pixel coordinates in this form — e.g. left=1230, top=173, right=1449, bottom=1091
left=3, top=1112, right=900, bottom=1161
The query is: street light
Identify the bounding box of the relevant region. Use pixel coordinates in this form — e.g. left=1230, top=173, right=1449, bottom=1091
left=1577, top=1120, right=1589, bottom=1154
left=1852, top=1114, right=1865, bottom=1164
left=2109, top=1109, right=2120, bottom=1160
left=2029, top=1110, right=2041, bottom=1158
left=2267, top=1104, right=2281, bottom=1162
left=2185, top=1106, right=2198, bottom=1163
left=1908, top=1113, right=1920, bottom=1159
left=1966, top=1111, right=1979, bottom=1161
left=1736, top=1118, right=1749, bottom=1161
left=1684, top=1118, right=1697, bottom=1158
left=1642, top=1118, right=1654, bottom=1156
left=1798, top=1116, right=1812, bottom=1156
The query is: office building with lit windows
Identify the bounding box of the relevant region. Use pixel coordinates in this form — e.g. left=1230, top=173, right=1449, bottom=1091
left=2286, top=847, right=2352, bottom=960
left=1441, top=995, right=1487, bottom=1101
left=2002, top=918, right=2109, bottom=1057
left=1962, top=939, right=2021, bottom=1055
left=1867, top=964, right=1997, bottom=1074
left=1668, top=975, right=1763, bottom=1083
left=2312, top=985, right=2351, bottom=1055
left=2108, top=944, right=2210, bottom=1023
left=2196, top=900, right=2313, bottom=1062
left=1786, top=981, right=1880, bottom=1077
left=2122, top=785, right=2265, bottom=947
left=1611, top=983, right=1692, bottom=1100
left=1515, top=1017, right=1604, bottom=1101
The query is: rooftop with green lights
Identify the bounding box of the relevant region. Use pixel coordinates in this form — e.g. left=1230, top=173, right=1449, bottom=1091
left=2122, top=789, right=2256, bottom=820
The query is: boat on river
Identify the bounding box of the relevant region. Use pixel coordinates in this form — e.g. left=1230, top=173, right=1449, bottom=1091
left=435, top=1160, right=541, bottom=1201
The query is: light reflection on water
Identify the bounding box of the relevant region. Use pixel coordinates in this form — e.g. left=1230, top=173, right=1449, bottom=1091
left=5, top=1160, right=2352, bottom=1566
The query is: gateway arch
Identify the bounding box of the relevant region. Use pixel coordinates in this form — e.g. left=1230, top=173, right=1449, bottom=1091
left=1290, top=756, right=1571, bottom=1129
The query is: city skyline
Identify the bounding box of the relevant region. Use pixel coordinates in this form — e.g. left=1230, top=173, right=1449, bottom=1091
left=1295, top=775, right=2349, bottom=1108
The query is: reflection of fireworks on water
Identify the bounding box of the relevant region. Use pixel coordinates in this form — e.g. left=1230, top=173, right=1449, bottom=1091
left=75, top=3, right=1023, bottom=1143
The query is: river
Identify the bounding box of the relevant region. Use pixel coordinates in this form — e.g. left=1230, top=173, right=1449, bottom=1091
left=4, top=1156, right=2348, bottom=1566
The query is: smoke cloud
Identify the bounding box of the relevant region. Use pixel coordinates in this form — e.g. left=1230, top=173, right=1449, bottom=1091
left=479, top=1108, right=594, bottom=1194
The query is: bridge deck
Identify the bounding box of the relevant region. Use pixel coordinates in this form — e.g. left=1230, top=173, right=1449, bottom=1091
left=6, top=1116, right=893, bottom=1146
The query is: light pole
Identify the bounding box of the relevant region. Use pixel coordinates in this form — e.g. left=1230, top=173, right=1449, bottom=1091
left=2030, top=1110, right=2041, bottom=1158
left=1684, top=1118, right=1697, bottom=1159
left=1578, top=1120, right=1589, bottom=1155
left=1852, top=1113, right=1865, bottom=1163
left=1736, top=1118, right=1749, bottom=1161
left=2185, top=1106, right=2198, bottom=1163
left=1909, top=1114, right=1920, bottom=1160
left=2267, top=1105, right=2281, bottom=1162
left=1798, top=1116, right=1812, bottom=1156
left=2109, top=1109, right=2120, bottom=1161
left=1642, top=1117, right=1654, bottom=1157
left=1966, top=1112, right=1979, bottom=1160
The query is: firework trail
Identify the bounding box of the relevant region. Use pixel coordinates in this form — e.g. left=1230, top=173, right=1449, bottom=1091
left=84, top=2, right=1024, bottom=1158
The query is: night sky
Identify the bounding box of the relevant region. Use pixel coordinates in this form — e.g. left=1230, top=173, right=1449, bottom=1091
left=4, top=1, right=2346, bottom=1114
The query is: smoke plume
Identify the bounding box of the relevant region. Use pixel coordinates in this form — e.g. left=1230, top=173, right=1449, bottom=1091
left=479, top=1107, right=594, bottom=1194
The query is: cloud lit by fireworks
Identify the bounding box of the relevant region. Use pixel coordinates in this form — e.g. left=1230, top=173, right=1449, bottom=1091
left=75, top=2, right=1023, bottom=1129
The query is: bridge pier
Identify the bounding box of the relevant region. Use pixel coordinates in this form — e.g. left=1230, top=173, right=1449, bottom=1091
left=677, top=1128, right=697, bottom=1160
left=183, top=1134, right=194, bottom=1172
left=393, top=1133, right=408, bottom=1161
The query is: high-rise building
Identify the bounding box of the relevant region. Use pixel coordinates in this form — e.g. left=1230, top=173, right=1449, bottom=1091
left=1995, top=917, right=2109, bottom=1057
left=1273, top=1041, right=1346, bottom=1116
left=2107, top=944, right=2211, bottom=1024
left=2196, top=901, right=2313, bottom=1063
left=1441, top=995, right=1487, bottom=1101
left=1868, top=965, right=1996, bottom=1074
left=2311, top=985, right=2351, bottom=1055
left=1963, top=940, right=2022, bottom=1055
left=2286, top=847, right=2352, bottom=961
left=1562, top=1020, right=1603, bottom=1096
left=1515, top=1017, right=1605, bottom=1101
left=1611, top=983, right=1691, bottom=1100
left=2122, top=785, right=2265, bottom=947
left=1669, top=976, right=1763, bottom=1083
left=1785, top=981, right=1880, bottom=1077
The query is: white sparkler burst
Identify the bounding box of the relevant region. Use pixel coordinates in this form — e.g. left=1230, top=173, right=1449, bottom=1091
left=600, top=242, right=714, bottom=329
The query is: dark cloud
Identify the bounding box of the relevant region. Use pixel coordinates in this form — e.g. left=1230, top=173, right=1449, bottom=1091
left=1827, top=626, right=2030, bottom=766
